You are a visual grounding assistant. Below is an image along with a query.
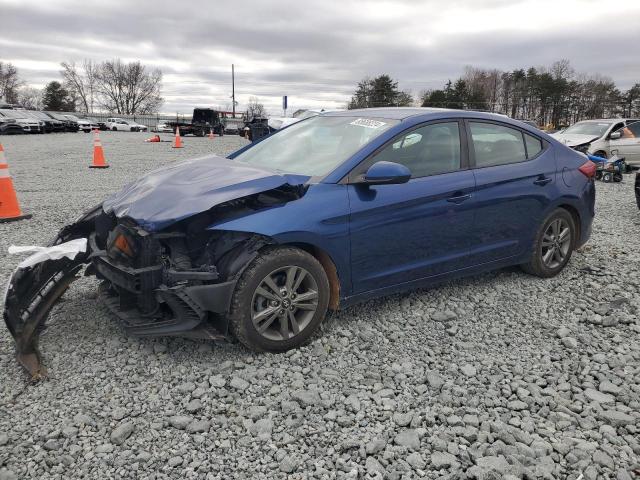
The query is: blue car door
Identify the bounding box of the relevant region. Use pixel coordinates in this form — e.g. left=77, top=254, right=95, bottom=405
left=465, top=120, right=556, bottom=263
left=347, top=120, right=476, bottom=295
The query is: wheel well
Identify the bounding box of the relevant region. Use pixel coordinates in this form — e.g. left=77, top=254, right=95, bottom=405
left=558, top=204, right=581, bottom=245
left=285, top=243, right=341, bottom=310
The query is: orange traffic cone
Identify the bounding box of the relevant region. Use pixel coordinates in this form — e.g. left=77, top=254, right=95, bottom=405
left=89, top=129, right=109, bottom=169
left=172, top=126, right=183, bottom=148
left=0, top=143, right=32, bottom=223
left=208, top=128, right=215, bottom=140
left=145, top=134, right=161, bottom=143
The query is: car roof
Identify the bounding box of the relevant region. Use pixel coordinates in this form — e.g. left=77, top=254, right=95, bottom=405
left=322, top=107, right=517, bottom=123
left=324, top=107, right=448, bottom=120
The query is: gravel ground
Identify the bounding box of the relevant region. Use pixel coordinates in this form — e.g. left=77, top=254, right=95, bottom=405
left=0, top=132, right=639, bottom=480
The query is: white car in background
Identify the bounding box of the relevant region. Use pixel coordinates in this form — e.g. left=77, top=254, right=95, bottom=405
left=63, top=114, right=98, bottom=133
left=267, top=109, right=341, bottom=131
left=587, top=121, right=640, bottom=165
left=106, top=117, right=146, bottom=132
left=551, top=118, right=640, bottom=158
left=154, top=122, right=173, bottom=133
left=128, top=120, right=148, bottom=132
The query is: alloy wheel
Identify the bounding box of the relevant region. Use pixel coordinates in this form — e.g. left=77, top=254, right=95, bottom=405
left=251, top=266, right=319, bottom=341
left=541, top=218, right=571, bottom=269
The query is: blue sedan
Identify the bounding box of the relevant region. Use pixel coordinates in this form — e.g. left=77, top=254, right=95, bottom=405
left=4, top=108, right=596, bottom=376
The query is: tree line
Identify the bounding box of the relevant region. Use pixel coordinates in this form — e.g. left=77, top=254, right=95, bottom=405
left=0, top=59, right=163, bottom=114
left=349, top=60, right=640, bottom=127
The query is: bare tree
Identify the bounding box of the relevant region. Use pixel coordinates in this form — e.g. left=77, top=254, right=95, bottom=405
left=0, top=61, right=23, bottom=104
left=247, top=96, right=266, bottom=119
left=17, top=86, right=43, bottom=110
left=95, top=59, right=163, bottom=114
left=60, top=60, right=98, bottom=113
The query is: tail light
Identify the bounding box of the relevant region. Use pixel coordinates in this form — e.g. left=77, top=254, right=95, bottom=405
left=578, top=161, right=597, bottom=178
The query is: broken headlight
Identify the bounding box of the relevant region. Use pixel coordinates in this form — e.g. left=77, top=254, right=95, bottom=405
left=573, top=143, right=590, bottom=154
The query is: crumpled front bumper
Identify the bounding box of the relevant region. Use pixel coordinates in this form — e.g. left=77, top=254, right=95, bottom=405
left=3, top=207, right=237, bottom=379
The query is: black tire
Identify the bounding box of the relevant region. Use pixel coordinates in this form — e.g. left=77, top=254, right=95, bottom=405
left=595, top=171, right=602, bottom=180
left=521, top=208, right=576, bottom=278
left=603, top=173, right=613, bottom=183
left=228, top=246, right=330, bottom=352
left=613, top=173, right=623, bottom=182
left=112, top=126, right=117, bottom=131
left=594, top=151, right=607, bottom=159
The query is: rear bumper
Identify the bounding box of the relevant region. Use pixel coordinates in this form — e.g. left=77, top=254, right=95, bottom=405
left=90, top=240, right=234, bottom=338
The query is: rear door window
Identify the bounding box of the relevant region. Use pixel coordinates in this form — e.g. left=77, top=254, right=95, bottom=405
left=469, top=122, right=528, bottom=167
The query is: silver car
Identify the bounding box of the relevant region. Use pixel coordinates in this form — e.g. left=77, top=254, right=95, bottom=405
left=552, top=119, right=640, bottom=164
left=588, top=121, right=640, bottom=165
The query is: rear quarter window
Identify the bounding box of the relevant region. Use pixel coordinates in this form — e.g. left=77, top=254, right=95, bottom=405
left=524, top=133, right=543, bottom=158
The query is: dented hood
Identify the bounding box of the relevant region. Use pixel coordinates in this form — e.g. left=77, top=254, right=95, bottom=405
left=102, top=155, right=308, bottom=231
left=550, top=133, right=599, bottom=147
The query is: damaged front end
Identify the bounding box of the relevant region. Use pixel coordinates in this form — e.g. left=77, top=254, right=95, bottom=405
left=4, top=155, right=307, bottom=378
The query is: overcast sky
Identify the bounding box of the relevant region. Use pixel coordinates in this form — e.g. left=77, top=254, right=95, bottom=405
left=1, top=0, right=639, bottom=115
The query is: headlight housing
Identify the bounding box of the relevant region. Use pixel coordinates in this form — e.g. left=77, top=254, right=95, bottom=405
left=573, top=143, right=590, bottom=154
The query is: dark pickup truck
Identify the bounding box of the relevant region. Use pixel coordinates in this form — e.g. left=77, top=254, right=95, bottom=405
left=168, top=108, right=225, bottom=137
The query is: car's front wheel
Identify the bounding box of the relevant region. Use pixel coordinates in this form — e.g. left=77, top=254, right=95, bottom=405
left=522, top=208, right=576, bottom=278
left=229, top=247, right=330, bottom=352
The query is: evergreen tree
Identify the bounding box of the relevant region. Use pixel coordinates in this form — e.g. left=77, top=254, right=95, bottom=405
left=42, top=81, right=75, bottom=111
left=348, top=74, right=413, bottom=108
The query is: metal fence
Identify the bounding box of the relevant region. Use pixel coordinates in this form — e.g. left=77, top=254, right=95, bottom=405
left=80, top=112, right=192, bottom=129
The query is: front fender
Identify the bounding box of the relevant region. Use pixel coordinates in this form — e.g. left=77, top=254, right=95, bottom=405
left=207, top=183, right=352, bottom=296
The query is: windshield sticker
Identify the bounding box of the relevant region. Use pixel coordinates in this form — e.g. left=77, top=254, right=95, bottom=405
left=350, top=118, right=386, bottom=129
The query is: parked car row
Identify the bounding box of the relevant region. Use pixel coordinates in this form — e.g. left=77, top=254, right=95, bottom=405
left=0, top=107, right=149, bottom=134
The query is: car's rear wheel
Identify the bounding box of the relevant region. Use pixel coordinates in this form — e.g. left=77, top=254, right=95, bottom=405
left=521, top=208, right=575, bottom=278
left=229, top=247, right=329, bottom=352
left=112, top=126, right=117, bottom=131
left=594, top=150, right=607, bottom=159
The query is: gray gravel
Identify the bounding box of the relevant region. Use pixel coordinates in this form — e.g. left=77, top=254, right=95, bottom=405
left=1, top=132, right=639, bottom=479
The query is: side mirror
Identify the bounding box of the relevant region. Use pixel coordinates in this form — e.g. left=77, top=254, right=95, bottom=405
left=610, top=131, right=622, bottom=140
left=361, top=161, right=411, bottom=185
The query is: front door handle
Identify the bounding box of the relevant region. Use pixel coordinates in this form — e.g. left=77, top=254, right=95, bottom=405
left=534, top=176, right=552, bottom=186
left=446, top=193, right=472, bottom=204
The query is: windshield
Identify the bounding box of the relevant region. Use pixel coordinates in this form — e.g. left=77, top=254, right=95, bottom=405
left=563, top=121, right=611, bottom=137
left=234, top=115, right=399, bottom=176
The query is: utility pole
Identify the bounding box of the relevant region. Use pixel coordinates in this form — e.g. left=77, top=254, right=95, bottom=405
left=231, top=64, right=235, bottom=118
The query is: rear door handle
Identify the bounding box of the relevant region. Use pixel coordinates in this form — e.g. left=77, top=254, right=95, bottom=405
left=533, top=176, right=552, bottom=186
left=446, top=193, right=472, bottom=204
